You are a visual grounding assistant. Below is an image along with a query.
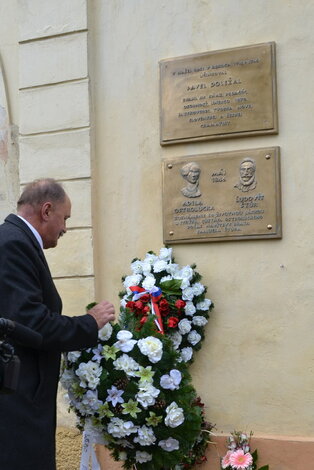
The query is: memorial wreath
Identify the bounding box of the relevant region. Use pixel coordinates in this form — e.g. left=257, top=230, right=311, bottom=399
left=61, top=247, right=214, bottom=469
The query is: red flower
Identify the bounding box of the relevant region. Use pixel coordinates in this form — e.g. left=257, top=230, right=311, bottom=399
left=143, top=305, right=151, bottom=314
left=134, top=301, right=144, bottom=310
left=175, top=299, right=186, bottom=310
left=126, top=301, right=136, bottom=310
left=140, top=294, right=150, bottom=303
left=140, top=315, right=148, bottom=325
left=168, top=317, right=179, bottom=328
left=159, top=299, right=170, bottom=316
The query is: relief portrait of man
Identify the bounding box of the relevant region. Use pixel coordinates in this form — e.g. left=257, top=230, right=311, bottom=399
left=234, top=157, right=257, bottom=192
left=180, top=162, right=201, bottom=198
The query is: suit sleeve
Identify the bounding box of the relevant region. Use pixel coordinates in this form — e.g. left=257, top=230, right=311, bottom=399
left=0, top=238, right=98, bottom=352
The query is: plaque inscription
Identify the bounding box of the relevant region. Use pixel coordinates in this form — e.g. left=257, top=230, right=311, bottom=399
left=160, top=42, right=278, bottom=145
left=162, top=147, right=282, bottom=243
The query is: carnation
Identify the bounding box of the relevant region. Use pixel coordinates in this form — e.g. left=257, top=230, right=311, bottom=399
left=192, top=315, right=208, bottom=326
left=137, top=336, right=163, bottom=363
left=180, top=347, right=193, bottom=362
left=142, top=274, right=156, bottom=290
left=178, top=318, right=192, bottom=335
left=159, top=247, right=172, bottom=260
left=170, top=331, right=182, bottom=350
left=153, top=259, right=168, bottom=273
left=184, top=301, right=196, bottom=316
left=182, top=287, right=194, bottom=301
left=196, top=298, right=212, bottom=310
left=191, top=282, right=205, bottom=296
left=124, top=274, right=143, bottom=290
left=187, top=330, right=202, bottom=346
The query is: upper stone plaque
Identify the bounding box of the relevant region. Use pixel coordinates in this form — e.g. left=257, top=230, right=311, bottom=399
left=160, top=42, right=278, bottom=145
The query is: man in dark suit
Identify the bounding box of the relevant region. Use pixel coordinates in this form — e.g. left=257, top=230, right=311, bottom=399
left=0, top=178, right=115, bottom=470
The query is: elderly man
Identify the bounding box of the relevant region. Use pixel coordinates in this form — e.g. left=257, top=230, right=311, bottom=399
left=0, top=178, right=115, bottom=470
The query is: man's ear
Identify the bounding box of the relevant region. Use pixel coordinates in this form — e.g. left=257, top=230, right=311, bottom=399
left=41, top=202, right=53, bottom=221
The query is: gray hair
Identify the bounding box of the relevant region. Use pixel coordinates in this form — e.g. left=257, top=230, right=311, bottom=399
left=17, top=178, right=66, bottom=208
left=181, top=162, right=200, bottom=178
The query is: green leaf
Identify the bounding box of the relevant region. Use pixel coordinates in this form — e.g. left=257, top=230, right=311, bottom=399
left=86, top=301, right=97, bottom=311
left=160, top=278, right=182, bottom=295
left=258, top=466, right=269, bottom=470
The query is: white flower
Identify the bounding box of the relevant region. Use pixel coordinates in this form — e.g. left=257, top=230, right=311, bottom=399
left=153, top=259, right=168, bottom=273
left=131, top=260, right=144, bottom=274
left=76, top=361, right=102, bottom=389
left=136, top=382, right=160, bottom=408
left=170, top=331, right=182, bottom=350
left=196, top=298, right=212, bottom=310
left=98, top=323, right=113, bottom=341
left=180, top=347, right=193, bottom=362
left=113, top=353, right=140, bottom=377
left=191, top=282, right=205, bottom=296
left=182, top=286, right=194, bottom=301
left=188, top=330, right=201, bottom=345
left=166, top=263, right=180, bottom=276
left=123, top=274, right=143, bottom=290
left=114, top=330, right=137, bottom=352
left=134, top=426, right=156, bottom=446
left=137, top=336, right=163, bottom=363
left=141, top=261, right=152, bottom=276
left=184, top=301, right=196, bottom=316
left=120, top=296, right=128, bottom=308
left=136, top=451, right=152, bottom=463
left=160, top=369, right=182, bottom=390
left=81, top=390, right=103, bottom=412
left=160, top=275, right=173, bottom=283
left=60, top=368, right=75, bottom=389
left=67, top=350, right=81, bottom=363
left=192, top=315, right=208, bottom=326
left=159, top=247, right=172, bottom=260
left=158, top=437, right=179, bottom=452
left=106, top=386, right=124, bottom=406
left=91, top=344, right=103, bottom=362
left=165, top=402, right=185, bottom=428
left=142, top=274, right=156, bottom=290
left=107, top=418, right=138, bottom=438
left=178, top=318, right=192, bottom=335
left=143, top=253, right=158, bottom=265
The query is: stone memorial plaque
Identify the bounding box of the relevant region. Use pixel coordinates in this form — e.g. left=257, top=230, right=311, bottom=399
left=160, top=42, right=278, bottom=145
left=162, top=147, right=282, bottom=243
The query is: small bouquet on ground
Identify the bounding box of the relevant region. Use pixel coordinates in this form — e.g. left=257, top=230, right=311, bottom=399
left=221, top=431, right=269, bottom=470
left=61, top=247, right=214, bottom=470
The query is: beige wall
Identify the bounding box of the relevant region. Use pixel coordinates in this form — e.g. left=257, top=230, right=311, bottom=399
left=1, top=0, right=314, bottom=468
left=90, top=0, right=314, bottom=438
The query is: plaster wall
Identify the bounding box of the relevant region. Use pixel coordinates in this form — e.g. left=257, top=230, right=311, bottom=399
left=89, top=0, right=314, bottom=440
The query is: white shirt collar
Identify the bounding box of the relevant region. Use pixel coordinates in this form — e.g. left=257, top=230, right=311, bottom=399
left=17, top=215, right=44, bottom=250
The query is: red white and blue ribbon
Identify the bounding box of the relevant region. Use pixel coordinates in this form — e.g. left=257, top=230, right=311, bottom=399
left=129, top=285, right=164, bottom=334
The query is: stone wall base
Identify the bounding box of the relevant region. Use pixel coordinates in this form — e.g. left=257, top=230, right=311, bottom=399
left=56, top=427, right=314, bottom=470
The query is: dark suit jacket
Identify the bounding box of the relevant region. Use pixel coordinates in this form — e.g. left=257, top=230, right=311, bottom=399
left=0, top=214, right=99, bottom=470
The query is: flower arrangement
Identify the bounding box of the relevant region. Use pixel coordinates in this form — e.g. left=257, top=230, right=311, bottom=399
left=221, top=431, right=269, bottom=470
left=60, top=248, right=214, bottom=469
left=120, top=247, right=213, bottom=364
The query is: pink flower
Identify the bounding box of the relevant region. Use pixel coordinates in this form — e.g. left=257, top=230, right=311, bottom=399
left=229, top=449, right=253, bottom=469
left=221, top=450, right=233, bottom=468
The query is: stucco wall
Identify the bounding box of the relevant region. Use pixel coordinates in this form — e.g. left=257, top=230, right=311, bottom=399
left=89, top=0, right=314, bottom=438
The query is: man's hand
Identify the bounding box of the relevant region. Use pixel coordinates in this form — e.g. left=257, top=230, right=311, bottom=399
left=88, top=300, right=115, bottom=329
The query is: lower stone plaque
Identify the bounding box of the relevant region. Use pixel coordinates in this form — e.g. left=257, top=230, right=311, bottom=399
left=162, top=147, right=282, bottom=243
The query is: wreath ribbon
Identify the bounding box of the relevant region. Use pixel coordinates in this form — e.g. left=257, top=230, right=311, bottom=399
left=130, top=285, right=164, bottom=334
